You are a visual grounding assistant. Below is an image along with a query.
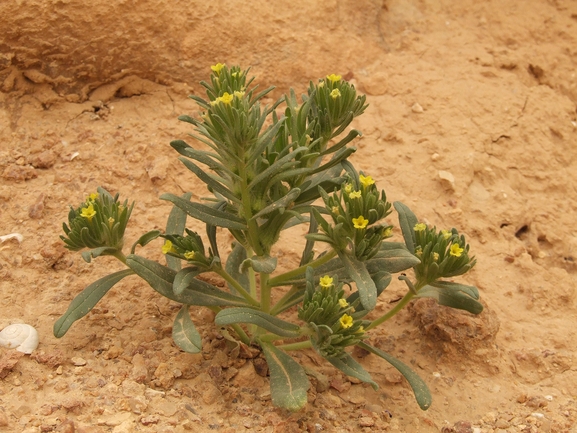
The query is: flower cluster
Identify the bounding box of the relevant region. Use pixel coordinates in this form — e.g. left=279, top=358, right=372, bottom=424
left=412, top=223, right=476, bottom=284
left=298, top=274, right=367, bottom=358
left=312, top=172, right=392, bottom=260
left=61, top=188, right=133, bottom=252
left=161, top=229, right=213, bottom=268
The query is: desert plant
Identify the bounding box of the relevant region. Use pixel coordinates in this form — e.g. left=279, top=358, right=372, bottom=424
left=55, top=64, right=482, bottom=411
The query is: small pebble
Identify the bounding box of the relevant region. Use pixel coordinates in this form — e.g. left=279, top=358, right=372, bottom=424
left=411, top=102, right=424, bottom=113
left=71, top=357, right=87, bottom=366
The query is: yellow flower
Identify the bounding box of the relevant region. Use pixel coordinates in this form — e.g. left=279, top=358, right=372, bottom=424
left=184, top=251, right=195, bottom=260
left=231, top=71, right=239, bottom=78
left=211, top=63, right=225, bottom=74
left=80, top=204, right=96, bottom=221
left=450, top=243, right=464, bottom=257
left=331, top=206, right=340, bottom=215
left=339, top=314, right=353, bottom=329
left=352, top=216, right=369, bottom=229
left=356, top=326, right=365, bottom=334
left=383, top=227, right=393, bottom=237
left=344, top=184, right=353, bottom=194
left=318, top=81, right=325, bottom=88
left=414, top=223, right=427, bottom=232
left=415, top=246, right=423, bottom=257
left=87, top=192, right=99, bottom=202
left=220, top=92, right=233, bottom=104
left=330, top=88, right=341, bottom=99
left=432, top=252, right=439, bottom=261
left=233, top=90, right=245, bottom=99
left=327, top=74, right=342, bottom=83
left=338, top=298, right=348, bottom=308
left=349, top=190, right=362, bottom=199
left=162, top=240, right=174, bottom=255
left=319, top=275, right=334, bottom=288
left=441, top=230, right=452, bottom=240
left=359, top=174, right=375, bottom=187
left=108, top=217, right=115, bottom=227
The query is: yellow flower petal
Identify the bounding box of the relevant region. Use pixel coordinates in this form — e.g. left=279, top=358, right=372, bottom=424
left=441, top=230, right=452, bottom=240
left=330, top=88, right=341, bottom=99
left=352, top=216, right=369, bottom=229
left=449, top=243, right=464, bottom=257
left=327, top=74, right=342, bottom=83
left=338, top=298, right=348, bottom=308
left=80, top=204, right=96, bottom=221
left=162, top=240, right=174, bottom=255
left=359, top=174, right=375, bottom=187
left=414, top=223, right=427, bottom=232
left=184, top=251, right=195, bottom=260
left=339, top=314, right=353, bottom=329
left=319, top=275, right=334, bottom=288
left=211, top=63, right=225, bottom=74
left=349, top=190, right=362, bottom=199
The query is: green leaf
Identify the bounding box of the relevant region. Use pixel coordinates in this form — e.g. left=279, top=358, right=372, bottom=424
left=365, top=242, right=421, bottom=274
left=172, top=305, right=202, bottom=353
left=126, top=255, right=248, bottom=307
left=338, top=251, right=377, bottom=311
left=417, top=281, right=484, bottom=314
left=80, top=247, right=119, bottom=263
left=260, top=341, right=310, bottom=411
left=250, top=188, right=301, bottom=220
left=358, top=341, right=432, bottom=411
left=170, top=140, right=227, bottom=174
left=53, top=269, right=134, bottom=338
left=325, top=353, right=378, bottom=390
left=174, top=267, right=203, bottom=295
left=165, top=192, right=191, bottom=271
left=161, top=193, right=247, bottom=231
left=393, top=202, right=419, bottom=254
left=130, top=230, right=161, bottom=254
left=225, top=242, right=249, bottom=294
left=215, top=308, right=302, bottom=338
left=241, top=255, right=277, bottom=273
left=178, top=158, right=240, bottom=204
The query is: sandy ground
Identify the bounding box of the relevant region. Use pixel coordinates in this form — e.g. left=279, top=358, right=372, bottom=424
left=1, top=1, right=577, bottom=432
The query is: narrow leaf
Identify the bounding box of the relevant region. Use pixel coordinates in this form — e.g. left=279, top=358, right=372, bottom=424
left=393, top=202, right=419, bottom=254
left=131, top=230, right=161, bottom=254
left=178, top=158, right=240, bottom=204
left=80, top=247, right=118, bottom=263
left=241, top=255, right=277, bottom=273
left=260, top=341, right=310, bottom=411
left=126, top=255, right=248, bottom=307
left=325, top=353, right=378, bottom=390
left=165, top=192, right=191, bottom=271
left=174, top=267, right=203, bottom=295
left=358, top=342, right=432, bottom=411
left=338, top=251, right=377, bottom=311
left=366, top=242, right=421, bottom=274
left=417, top=282, right=483, bottom=314
left=250, top=188, right=301, bottom=220
left=161, top=193, right=247, bottom=230
left=172, top=305, right=202, bottom=353
left=225, top=242, right=249, bottom=294
left=216, top=308, right=302, bottom=338
left=53, top=269, right=133, bottom=338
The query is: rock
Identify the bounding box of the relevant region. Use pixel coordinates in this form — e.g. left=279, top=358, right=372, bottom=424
left=30, top=150, right=56, bottom=168
left=71, top=357, right=87, bottom=366
left=2, top=165, right=37, bottom=181
left=438, top=170, right=455, bottom=190
left=411, top=102, right=424, bottom=113
left=0, top=410, right=8, bottom=427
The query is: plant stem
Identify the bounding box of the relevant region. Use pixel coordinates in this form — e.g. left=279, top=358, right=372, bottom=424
left=231, top=324, right=251, bottom=345
left=113, top=250, right=127, bottom=265
left=213, top=267, right=260, bottom=307
left=267, top=249, right=337, bottom=287
left=260, top=272, right=271, bottom=313
left=277, top=340, right=312, bottom=351
left=258, top=333, right=287, bottom=342
left=365, top=292, right=414, bottom=331
left=269, top=285, right=302, bottom=316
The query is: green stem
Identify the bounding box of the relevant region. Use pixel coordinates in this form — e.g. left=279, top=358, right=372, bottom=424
left=231, top=324, right=251, bottom=345
left=113, top=250, right=127, bottom=265
left=213, top=267, right=260, bottom=307
left=258, top=333, right=287, bottom=343
left=260, top=273, right=271, bottom=313
left=268, top=249, right=337, bottom=287
left=365, top=292, right=415, bottom=331
left=269, top=285, right=303, bottom=316
left=277, top=339, right=312, bottom=351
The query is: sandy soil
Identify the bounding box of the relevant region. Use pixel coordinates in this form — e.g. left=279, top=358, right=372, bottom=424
left=1, top=1, right=577, bottom=432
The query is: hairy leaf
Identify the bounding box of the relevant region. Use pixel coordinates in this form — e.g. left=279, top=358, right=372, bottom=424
left=216, top=308, right=302, bottom=337
left=172, top=305, right=202, bottom=353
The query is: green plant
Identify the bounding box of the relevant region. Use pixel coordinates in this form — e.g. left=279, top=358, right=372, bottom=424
left=55, top=64, right=483, bottom=412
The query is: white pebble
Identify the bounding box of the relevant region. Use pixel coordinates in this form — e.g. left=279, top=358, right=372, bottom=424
left=411, top=102, right=424, bottom=113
